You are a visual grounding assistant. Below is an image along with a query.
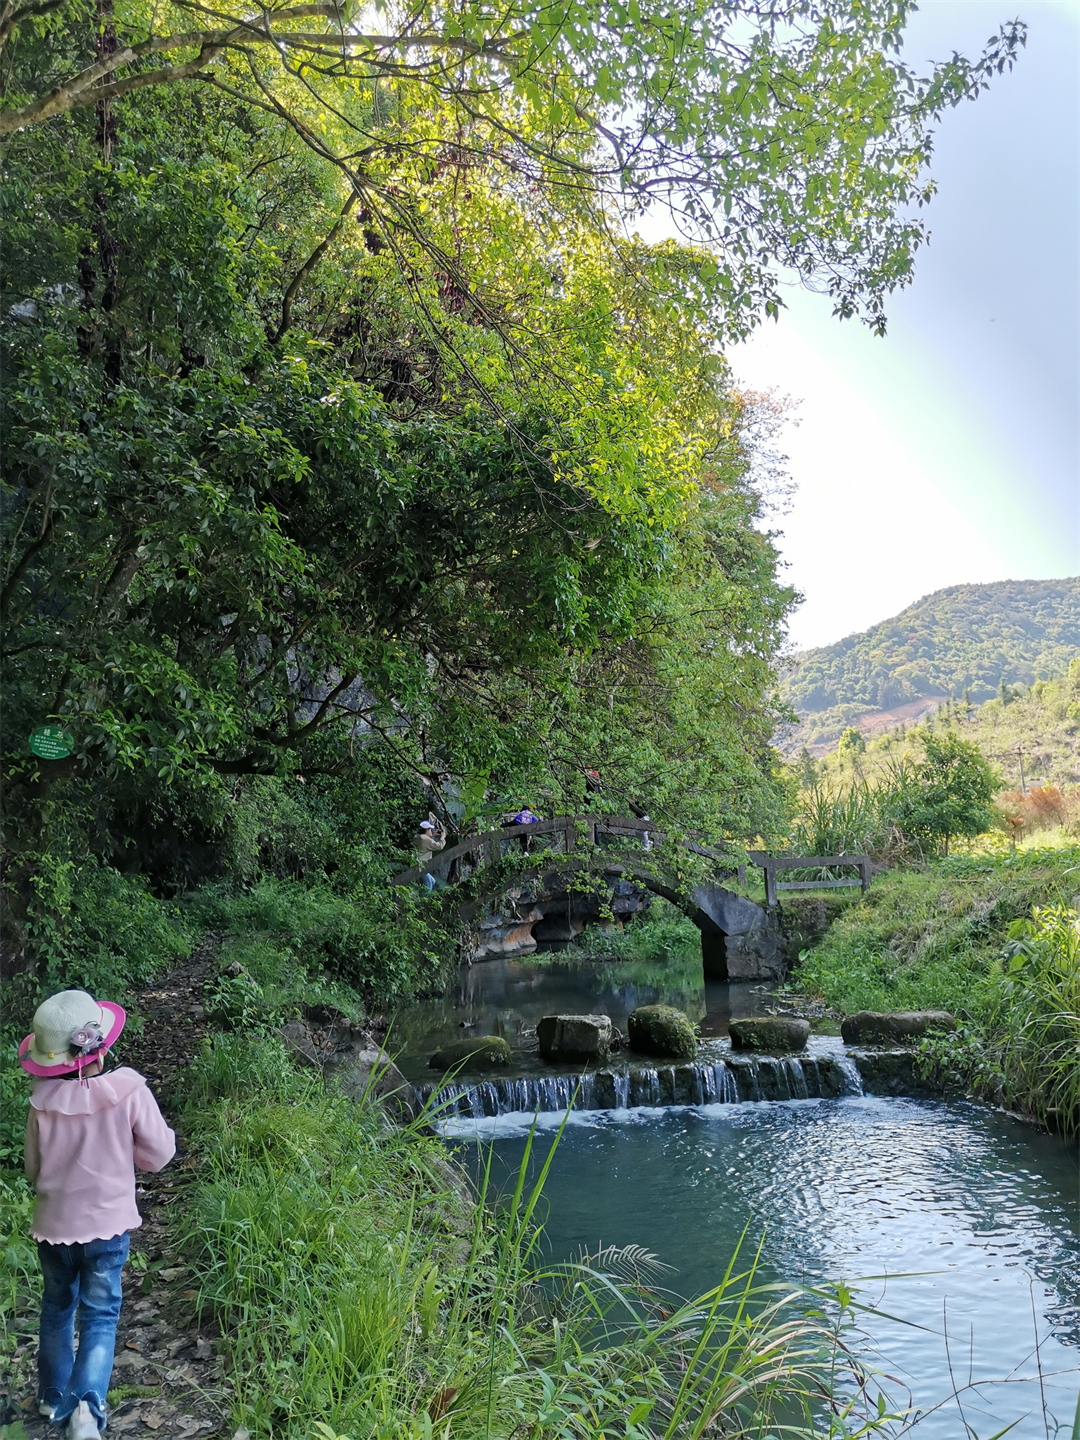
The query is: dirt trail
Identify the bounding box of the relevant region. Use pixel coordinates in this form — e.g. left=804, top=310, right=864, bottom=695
left=2, top=937, right=236, bottom=1440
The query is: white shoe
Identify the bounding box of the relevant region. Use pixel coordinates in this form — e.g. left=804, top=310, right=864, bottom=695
left=66, top=1401, right=100, bottom=1439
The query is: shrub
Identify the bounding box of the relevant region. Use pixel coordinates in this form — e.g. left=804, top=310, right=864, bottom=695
left=203, top=969, right=279, bottom=1033
left=184, top=876, right=457, bottom=1011
left=886, top=731, right=999, bottom=855
left=25, top=857, right=194, bottom=1003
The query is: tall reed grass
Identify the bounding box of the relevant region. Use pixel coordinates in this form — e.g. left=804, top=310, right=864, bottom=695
left=985, top=907, right=1080, bottom=1139
left=787, top=760, right=929, bottom=864
left=178, top=1036, right=897, bottom=1438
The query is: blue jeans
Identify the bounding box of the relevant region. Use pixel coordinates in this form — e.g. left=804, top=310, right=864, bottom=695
left=38, top=1231, right=129, bottom=1430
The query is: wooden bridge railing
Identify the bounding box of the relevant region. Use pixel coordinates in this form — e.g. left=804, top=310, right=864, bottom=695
left=747, top=851, right=872, bottom=909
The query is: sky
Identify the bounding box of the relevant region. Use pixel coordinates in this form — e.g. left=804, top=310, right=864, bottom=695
left=728, top=0, right=1080, bottom=653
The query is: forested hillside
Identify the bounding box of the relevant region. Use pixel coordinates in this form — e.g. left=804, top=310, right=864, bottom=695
left=782, top=578, right=1080, bottom=750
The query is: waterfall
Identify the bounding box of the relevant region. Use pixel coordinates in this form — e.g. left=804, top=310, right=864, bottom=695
left=416, top=1051, right=865, bottom=1118
left=835, top=1055, right=864, bottom=1096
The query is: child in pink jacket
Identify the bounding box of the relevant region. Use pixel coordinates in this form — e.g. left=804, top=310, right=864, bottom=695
left=20, top=989, right=175, bottom=1439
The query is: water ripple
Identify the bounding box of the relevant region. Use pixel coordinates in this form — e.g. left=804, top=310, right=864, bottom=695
left=453, top=1096, right=1080, bottom=1438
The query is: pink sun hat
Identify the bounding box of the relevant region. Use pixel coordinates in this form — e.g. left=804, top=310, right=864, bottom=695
left=18, top=989, right=126, bottom=1077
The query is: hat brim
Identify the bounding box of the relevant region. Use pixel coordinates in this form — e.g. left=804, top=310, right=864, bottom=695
left=19, top=1000, right=127, bottom=1077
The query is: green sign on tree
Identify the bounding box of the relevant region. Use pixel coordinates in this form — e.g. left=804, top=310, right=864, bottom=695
left=29, top=726, right=74, bottom=760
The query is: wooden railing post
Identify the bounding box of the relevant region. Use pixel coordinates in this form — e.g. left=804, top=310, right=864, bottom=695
left=764, top=861, right=777, bottom=910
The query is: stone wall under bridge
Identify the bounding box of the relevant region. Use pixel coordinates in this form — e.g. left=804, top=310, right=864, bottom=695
left=466, top=869, right=789, bottom=983
left=467, top=870, right=651, bottom=958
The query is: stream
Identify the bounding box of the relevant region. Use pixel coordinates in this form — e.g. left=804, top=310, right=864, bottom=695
left=393, top=952, right=1080, bottom=1436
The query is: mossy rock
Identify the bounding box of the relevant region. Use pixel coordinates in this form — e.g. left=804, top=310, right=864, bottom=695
left=627, top=1005, right=697, bottom=1061
left=429, top=1036, right=513, bottom=1072
left=729, top=1016, right=810, bottom=1053
left=840, top=1010, right=956, bottom=1046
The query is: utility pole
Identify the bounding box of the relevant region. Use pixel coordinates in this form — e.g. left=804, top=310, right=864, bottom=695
left=1017, top=746, right=1026, bottom=794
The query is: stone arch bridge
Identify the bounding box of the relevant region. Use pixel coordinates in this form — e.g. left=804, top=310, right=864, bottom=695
left=393, top=814, right=786, bottom=982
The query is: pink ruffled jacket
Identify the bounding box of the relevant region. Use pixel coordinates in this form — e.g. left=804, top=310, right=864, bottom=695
left=24, top=1066, right=176, bottom=1244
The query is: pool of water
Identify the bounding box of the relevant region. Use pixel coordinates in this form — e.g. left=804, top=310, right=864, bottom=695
left=445, top=1099, right=1080, bottom=1437
left=395, top=953, right=1080, bottom=1431
left=390, top=952, right=777, bottom=1081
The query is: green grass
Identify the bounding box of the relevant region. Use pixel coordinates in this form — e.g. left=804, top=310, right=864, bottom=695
left=791, top=845, right=1080, bottom=1136
left=569, top=903, right=702, bottom=964
left=793, top=846, right=1079, bottom=1017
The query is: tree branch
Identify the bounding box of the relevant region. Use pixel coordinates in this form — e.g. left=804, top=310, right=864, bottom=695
left=0, top=0, right=66, bottom=51
left=272, top=187, right=358, bottom=343
left=0, top=514, right=55, bottom=624
left=0, top=14, right=522, bottom=136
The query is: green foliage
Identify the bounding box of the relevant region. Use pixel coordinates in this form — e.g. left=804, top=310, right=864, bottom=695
left=186, top=877, right=458, bottom=1010
left=185, top=1033, right=313, bottom=1109
left=204, top=969, right=279, bottom=1034
left=793, top=849, right=1079, bottom=1020
left=0, top=0, right=1024, bottom=339
left=836, top=727, right=866, bottom=768
left=2, top=70, right=797, bottom=917
left=792, top=849, right=1080, bottom=1134
left=7, top=857, right=192, bottom=1018
left=888, top=731, right=999, bottom=855
left=964, top=658, right=1080, bottom=793
left=810, top=657, right=1080, bottom=805
left=784, top=578, right=1080, bottom=749
left=0, top=1172, right=37, bottom=1349
left=571, top=903, right=702, bottom=965
left=985, top=907, right=1080, bottom=1139
left=787, top=779, right=883, bottom=859
left=788, top=731, right=999, bottom=861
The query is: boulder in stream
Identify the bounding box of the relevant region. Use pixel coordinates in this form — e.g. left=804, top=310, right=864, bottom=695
left=537, top=1014, right=612, bottom=1063
left=840, top=1010, right=956, bottom=1046
left=627, top=1004, right=697, bottom=1061
left=729, top=1016, right=810, bottom=1053
left=429, top=1035, right=513, bottom=1072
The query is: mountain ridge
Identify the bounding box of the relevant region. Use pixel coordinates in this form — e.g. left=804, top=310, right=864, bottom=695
left=781, top=577, right=1080, bottom=752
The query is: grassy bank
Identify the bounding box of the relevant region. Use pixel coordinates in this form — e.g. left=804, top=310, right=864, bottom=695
left=790, top=844, right=1080, bottom=1136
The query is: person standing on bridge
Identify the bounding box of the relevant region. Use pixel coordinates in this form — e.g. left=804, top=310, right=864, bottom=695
left=507, top=805, right=541, bottom=853
left=413, top=817, right=446, bottom=889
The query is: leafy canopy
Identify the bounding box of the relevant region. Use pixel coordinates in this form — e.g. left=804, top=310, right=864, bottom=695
left=0, top=0, right=1025, bottom=338
left=1, top=76, right=793, bottom=854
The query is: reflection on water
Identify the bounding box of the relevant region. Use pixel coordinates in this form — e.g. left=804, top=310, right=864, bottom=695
left=450, top=1099, right=1080, bottom=1439
left=389, top=952, right=775, bottom=1080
